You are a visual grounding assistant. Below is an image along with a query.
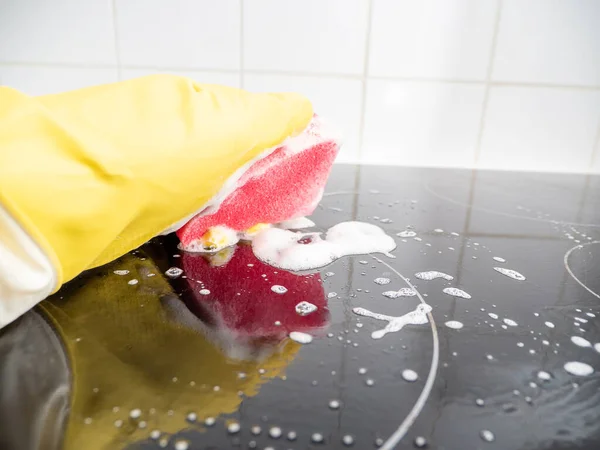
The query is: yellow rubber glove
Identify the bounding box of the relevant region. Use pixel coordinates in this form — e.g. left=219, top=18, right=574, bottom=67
left=0, top=75, right=313, bottom=329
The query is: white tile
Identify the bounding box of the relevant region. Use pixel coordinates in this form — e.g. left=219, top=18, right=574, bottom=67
left=116, top=0, right=240, bottom=70
left=479, top=87, right=600, bottom=173
left=244, top=0, right=369, bottom=75
left=369, top=0, right=498, bottom=81
left=244, top=74, right=362, bottom=161
left=0, top=0, right=116, bottom=64
left=493, top=0, right=600, bottom=87
left=122, top=68, right=240, bottom=88
left=362, top=80, right=485, bottom=167
left=0, top=65, right=118, bottom=96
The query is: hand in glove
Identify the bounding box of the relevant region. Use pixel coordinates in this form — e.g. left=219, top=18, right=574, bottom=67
left=0, top=75, right=313, bottom=329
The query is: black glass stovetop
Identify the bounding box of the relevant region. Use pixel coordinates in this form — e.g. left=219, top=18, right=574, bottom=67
left=1, top=165, right=599, bottom=450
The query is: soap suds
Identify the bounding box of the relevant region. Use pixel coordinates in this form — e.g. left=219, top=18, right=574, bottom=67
left=415, top=271, right=453, bottom=281
left=445, top=320, right=464, bottom=329
left=442, top=288, right=471, bottom=299
left=289, top=331, right=313, bottom=344
left=493, top=267, right=526, bottom=281
left=252, top=221, right=396, bottom=271
left=352, top=304, right=431, bottom=340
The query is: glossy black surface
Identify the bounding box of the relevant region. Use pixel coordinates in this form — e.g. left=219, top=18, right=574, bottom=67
left=2, top=165, right=599, bottom=450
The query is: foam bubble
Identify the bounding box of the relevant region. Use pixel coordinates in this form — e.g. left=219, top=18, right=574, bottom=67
left=252, top=222, right=396, bottom=271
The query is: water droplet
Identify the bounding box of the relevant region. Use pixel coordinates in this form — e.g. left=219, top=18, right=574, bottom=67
left=537, top=371, right=552, bottom=381
left=129, top=409, right=142, bottom=419
left=402, top=369, right=418, bottom=382
left=564, top=361, right=594, bottom=376
left=325, top=272, right=335, bottom=277
left=492, top=256, right=506, bottom=263
left=517, top=342, right=524, bottom=347
left=341, top=434, right=355, bottom=446
left=174, top=439, right=189, bottom=450
left=397, top=230, right=417, bottom=238
left=358, top=367, right=368, bottom=375
left=149, top=430, right=161, bottom=440
left=199, top=288, right=211, bottom=295
left=84, top=417, right=92, bottom=425
left=311, top=433, right=324, bottom=444
left=445, top=320, right=464, bottom=329
left=114, top=419, right=123, bottom=428
left=328, top=399, right=341, bottom=410
left=186, top=412, right=197, bottom=422
left=488, top=313, right=499, bottom=319
left=165, top=267, right=183, bottom=278
left=503, top=318, right=518, bottom=327
left=204, top=417, right=215, bottom=426
left=328, top=292, right=338, bottom=299
left=545, top=321, right=555, bottom=328
left=287, top=430, right=297, bottom=441
left=475, top=398, right=485, bottom=406
left=114, top=270, right=129, bottom=276
left=269, top=426, right=282, bottom=439
left=271, top=285, right=287, bottom=294
left=128, top=279, right=138, bottom=285
left=158, top=438, right=169, bottom=448
left=571, top=336, right=591, bottom=347
left=289, top=331, right=313, bottom=344
left=227, top=422, right=240, bottom=434
left=365, top=378, right=375, bottom=386
left=295, top=301, right=317, bottom=316
left=414, top=436, right=427, bottom=448
left=251, top=425, right=261, bottom=435
left=480, top=430, right=495, bottom=442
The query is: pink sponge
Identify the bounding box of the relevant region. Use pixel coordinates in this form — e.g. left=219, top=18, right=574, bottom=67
left=177, top=115, right=340, bottom=248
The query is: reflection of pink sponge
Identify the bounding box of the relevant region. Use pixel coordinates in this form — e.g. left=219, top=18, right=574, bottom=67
left=182, top=244, right=329, bottom=338
left=177, top=115, right=340, bottom=247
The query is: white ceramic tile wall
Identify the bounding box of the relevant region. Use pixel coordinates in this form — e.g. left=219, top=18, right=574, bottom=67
left=369, top=0, right=498, bottom=81
left=363, top=80, right=485, bottom=167
left=0, top=0, right=599, bottom=173
left=479, top=87, right=600, bottom=173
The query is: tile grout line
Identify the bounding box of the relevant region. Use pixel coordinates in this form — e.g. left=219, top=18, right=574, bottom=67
left=588, top=118, right=600, bottom=172
left=473, top=0, right=503, bottom=167
left=110, top=0, right=122, bottom=81
left=356, top=0, right=374, bottom=163
left=1, top=60, right=599, bottom=92
left=239, top=0, right=244, bottom=89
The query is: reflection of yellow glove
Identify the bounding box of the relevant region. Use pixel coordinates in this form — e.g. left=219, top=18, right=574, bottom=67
left=40, top=250, right=300, bottom=450
left=0, top=75, right=312, bottom=328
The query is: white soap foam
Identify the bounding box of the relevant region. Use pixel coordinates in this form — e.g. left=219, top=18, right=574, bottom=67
left=278, top=216, right=315, bottom=230
left=352, top=303, right=432, bottom=340
left=289, top=331, right=313, bottom=344
left=492, top=256, right=506, bottom=263
left=493, top=267, right=526, bottom=281
left=252, top=222, right=396, bottom=271
left=445, top=320, right=464, bottom=329
left=397, top=230, right=417, bottom=238
left=503, top=318, right=518, bottom=327
left=443, top=288, right=471, bottom=299
left=564, top=361, right=594, bottom=376
left=382, top=288, right=416, bottom=298
left=415, top=271, right=453, bottom=281
left=374, top=277, right=391, bottom=285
